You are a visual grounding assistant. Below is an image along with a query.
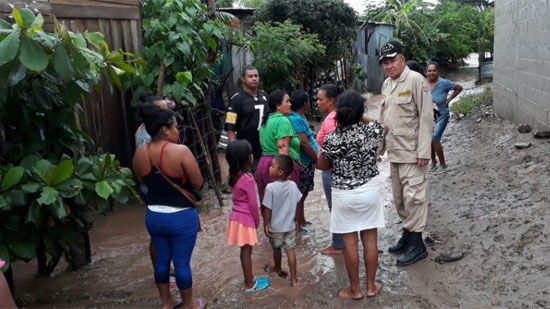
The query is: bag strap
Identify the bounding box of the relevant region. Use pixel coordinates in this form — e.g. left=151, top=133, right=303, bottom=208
left=145, top=144, right=199, bottom=208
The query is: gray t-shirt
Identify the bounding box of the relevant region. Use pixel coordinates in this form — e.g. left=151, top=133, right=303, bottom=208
left=263, top=180, right=302, bottom=233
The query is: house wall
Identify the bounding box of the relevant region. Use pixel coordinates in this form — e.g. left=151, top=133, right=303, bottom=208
left=493, top=0, right=550, bottom=131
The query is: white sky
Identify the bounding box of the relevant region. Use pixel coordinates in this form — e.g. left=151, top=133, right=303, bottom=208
left=344, top=0, right=439, bottom=14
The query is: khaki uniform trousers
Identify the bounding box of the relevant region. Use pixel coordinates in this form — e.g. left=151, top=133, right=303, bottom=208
left=390, top=162, right=428, bottom=232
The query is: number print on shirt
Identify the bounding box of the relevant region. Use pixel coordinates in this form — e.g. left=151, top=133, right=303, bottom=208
left=254, top=104, right=264, bottom=130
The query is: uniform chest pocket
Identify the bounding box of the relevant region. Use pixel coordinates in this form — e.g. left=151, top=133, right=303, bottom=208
left=396, top=96, right=416, bottom=117
left=388, top=128, right=417, bottom=151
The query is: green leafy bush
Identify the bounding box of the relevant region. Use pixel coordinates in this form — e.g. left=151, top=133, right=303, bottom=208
left=450, top=87, right=492, bottom=116
left=136, top=0, right=234, bottom=105
left=0, top=8, right=141, bottom=275
left=247, top=20, right=325, bottom=91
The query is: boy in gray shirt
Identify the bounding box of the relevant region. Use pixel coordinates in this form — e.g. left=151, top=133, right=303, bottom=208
left=263, top=155, right=302, bottom=286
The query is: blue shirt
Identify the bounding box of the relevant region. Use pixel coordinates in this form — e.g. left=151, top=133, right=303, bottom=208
left=288, top=112, right=318, bottom=164
left=430, top=78, right=456, bottom=116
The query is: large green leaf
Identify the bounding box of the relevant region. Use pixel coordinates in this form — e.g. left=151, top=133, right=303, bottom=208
left=176, top=71, right=192, bottom=85
left=76, top=157, right=93, bottom=175
left=53, top=45, right=74, bottom=82
left=44, top=160, right=74, bottom=186
left=95, top=180, right=114, bottom=200
left=47, top=199, right=67, bottom=219
left=8, top=61, right=26, bottom=86
left=25, top=202, right=42, bottom=226
left=0, top=166, right=24, bottom=192
left=12, top=8, right=23, bottom=28
left=0, top=31, right=20, bottom=66
left=8, top=241, right=36, bottom=260
left=21, top=155, right=40, bottom=170
left=19, top=36, right=48, bottom=72
left=21, top=182, right=41, bottom=193
left=0, top=19, right=11, bottom=30
left=57, top=178, right=83, bottom=198
left=37, top=186, right=58, bottom=205
left=9, top=190, right=25, bottom=206
left=19, top=8, right=35, bottom=28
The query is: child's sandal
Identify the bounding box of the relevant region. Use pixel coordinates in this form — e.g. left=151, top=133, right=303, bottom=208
left=245, top=276, right=269, bottom=293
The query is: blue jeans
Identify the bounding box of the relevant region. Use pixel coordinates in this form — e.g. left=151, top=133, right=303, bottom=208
left=145, top=208, right=198, bottom=290
left=321, top=170, right=344, bottom=249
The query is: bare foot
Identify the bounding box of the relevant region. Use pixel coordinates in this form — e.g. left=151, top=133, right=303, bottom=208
left=269, top=265, right=288, bottom=278
left=366, top=284, right=383, bottom=297
left=290, top=277, right=300, bottom=287
left=192, top=297, right=207, bottom=309
left=321, top=245, right=344, bottom=255
left=337, top=287, right=363, bottom=300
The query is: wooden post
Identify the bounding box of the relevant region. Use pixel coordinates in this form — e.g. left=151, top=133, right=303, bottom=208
left=189, top=109, right=224, bottom=207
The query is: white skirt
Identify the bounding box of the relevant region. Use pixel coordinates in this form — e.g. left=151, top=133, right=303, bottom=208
left=330, top=175, right=385, bottom=234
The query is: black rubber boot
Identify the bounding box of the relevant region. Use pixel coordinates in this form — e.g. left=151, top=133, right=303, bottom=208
left=396, top=232, right=428, bottom=266
left=388, top=229, right=410, bottom=253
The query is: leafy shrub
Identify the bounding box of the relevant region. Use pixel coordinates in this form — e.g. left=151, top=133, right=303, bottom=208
left=450, top=87, right=492, bottom=116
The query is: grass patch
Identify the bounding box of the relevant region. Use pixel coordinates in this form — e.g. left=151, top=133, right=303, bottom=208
left=450, top=87, right=492, bottom=115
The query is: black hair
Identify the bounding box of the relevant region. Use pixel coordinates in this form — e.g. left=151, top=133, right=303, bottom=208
left=319, top=84, right=341, bottom=100
left=273, top=154, right=294, bottom=178
left=261, top=89, right=287, bottom=126
left=335, top=90, right=365, bottom=127
left=427, top=61, right=440, bottom=71
left=143, top=108, right=176, bottom=137
left=136, top=94, right=164, bottom=122
left=225, top=140, right=252, bottom=187
left=406, top=60, right=425, bottom=77
left=290, top=90, right=309, bottom=111
left=241, top=65, right=258, bottom=77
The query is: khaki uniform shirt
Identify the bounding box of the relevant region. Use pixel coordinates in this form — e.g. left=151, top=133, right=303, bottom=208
left=378, top=66, right=434, bottom=163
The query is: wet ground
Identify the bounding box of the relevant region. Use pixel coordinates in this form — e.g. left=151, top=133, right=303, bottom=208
left=12, top=70, right=550, bottom=308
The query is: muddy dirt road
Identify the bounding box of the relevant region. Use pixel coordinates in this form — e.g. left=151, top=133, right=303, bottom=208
left=13, top=82, right=550, bottom=308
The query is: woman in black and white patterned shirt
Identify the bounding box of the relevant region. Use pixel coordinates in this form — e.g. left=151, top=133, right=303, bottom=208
left=318, top=90, right=389, bottom=299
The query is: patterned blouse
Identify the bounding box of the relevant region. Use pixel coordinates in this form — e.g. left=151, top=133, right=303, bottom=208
left=322, top=121, right=385, bottom=190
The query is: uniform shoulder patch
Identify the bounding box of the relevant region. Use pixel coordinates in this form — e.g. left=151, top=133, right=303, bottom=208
left=422, top=85, right=429, bottom=94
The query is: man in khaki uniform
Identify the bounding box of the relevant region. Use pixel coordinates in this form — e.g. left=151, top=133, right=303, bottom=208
left=378, top=41, right=433, bottom=266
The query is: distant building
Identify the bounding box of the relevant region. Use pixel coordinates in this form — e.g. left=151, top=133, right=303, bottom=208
left=352, top=21, right=394, bottom=94
left=493, top=0, right=550, bottom=131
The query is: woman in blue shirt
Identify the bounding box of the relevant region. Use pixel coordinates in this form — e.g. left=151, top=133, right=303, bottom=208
left=288, top=90, right=318, bottom=231
left=426, top=62, right=463, bottom=174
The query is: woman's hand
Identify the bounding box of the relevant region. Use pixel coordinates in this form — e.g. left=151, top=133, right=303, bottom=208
left=277, top=136, right=291, bottom=155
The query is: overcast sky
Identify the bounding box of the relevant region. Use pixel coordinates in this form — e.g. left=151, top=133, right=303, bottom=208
left=343, top=0, right=439, bottom=14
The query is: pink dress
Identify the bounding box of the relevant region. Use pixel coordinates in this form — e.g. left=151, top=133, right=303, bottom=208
left=226, top=173, right=260, bottom=247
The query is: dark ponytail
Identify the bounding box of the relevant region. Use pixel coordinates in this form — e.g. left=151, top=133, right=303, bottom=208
left=261, top=89, right=287, bottom=126
left=226, top=140, right=252, bottom=187
left=136, top=94, right=164, bottom=122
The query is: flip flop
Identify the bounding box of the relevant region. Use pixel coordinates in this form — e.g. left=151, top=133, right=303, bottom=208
left=434, top=166, right=449, bottom=175
left=428, top=164, right=437, bottom=172
left=337, top=288, right=364, bottom=300
left=306, top=221, right=313, bottom=226
left=245, top=276, right=269, bottom=293
left=300, top=227, right=309, bottom=233
left=173, top=299, right=183, bottom=309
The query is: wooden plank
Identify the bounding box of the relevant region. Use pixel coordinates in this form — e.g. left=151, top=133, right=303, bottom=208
left=0, top=0, right=51, bottom=14
left=85, top=19, right=100, bottom=32
left=49, top=0, right=136, bottom=8
left=109, top=19, right=123, bottom=49
left=50, top=3, right=140, bottom=20
left=130, top=19, right=141, bottom=53
left=49, top=0, right=139, bottom=6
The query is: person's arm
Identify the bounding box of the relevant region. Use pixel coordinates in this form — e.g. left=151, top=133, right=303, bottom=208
left=414, top=78, right=434, bottom=166
left=244, top=176, right=260, bottom=228
left=227, top=130, right=236, bottom=143
left=277, top=136, right=291, bottom=155
left=132, top=147, right=145, bottom=184
left=445, top=84, right=463, bottom=107
left=225, top=93, right=240, bottom=142
left=297, top=132, right=317, bottom=161
left=362, top=115, right=374, bottom=123
left=263, top=207, right=272, bottom=237
left=316, top=153, right=332, bottom=170
left=180, top=145, right=204, bottom=189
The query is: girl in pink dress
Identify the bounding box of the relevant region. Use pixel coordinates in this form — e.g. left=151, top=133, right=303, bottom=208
left=225, top=140, right=269, bottom=293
